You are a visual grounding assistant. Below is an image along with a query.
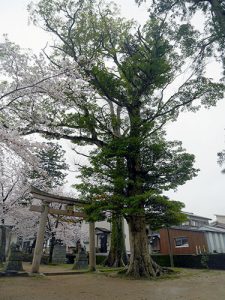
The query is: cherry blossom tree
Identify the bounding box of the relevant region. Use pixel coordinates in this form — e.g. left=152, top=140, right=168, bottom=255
left=0, top=146, right=39, bottom=261
left=0, top=41, right=87, bottom=258
left=0, top=146, right=85, bottom=260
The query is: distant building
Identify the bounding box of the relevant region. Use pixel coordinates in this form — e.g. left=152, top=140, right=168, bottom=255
left=181, top=212, right=211, bottom=228
left=211, top=215, right=225, bottom=230
left=149, top=212, right=225, bottom=255
left=81, top=219, right=130, bottom=254
left=159, top=227, right=207, bottom=255
left=95, top=227, right=111, bottom=253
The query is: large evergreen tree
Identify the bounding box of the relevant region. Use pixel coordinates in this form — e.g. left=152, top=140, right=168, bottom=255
left=28, top=0, right=224, bottom=277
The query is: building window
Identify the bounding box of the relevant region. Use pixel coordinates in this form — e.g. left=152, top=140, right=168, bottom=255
left=182, top=221, right=190, bottom=226
left=175, top=237, right=189, bottom=248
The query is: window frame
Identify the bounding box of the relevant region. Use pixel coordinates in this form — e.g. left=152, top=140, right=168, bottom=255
left=174, top=236, right=189, bottom=248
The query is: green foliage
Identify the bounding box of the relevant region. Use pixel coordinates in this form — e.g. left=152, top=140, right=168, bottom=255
left=29, top=0, right=225, bottom=137
left=141, top=0, right=225, bottom=72
left=30, top=142, right=68, bottom=189
left=76, top=131, right=194, bottom=228
left=201, top=253, right=209, bottom=269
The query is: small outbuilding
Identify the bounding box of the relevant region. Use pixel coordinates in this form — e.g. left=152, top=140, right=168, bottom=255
left=200, top=225, right=225, bottom=254
left=159, top=227, right=208, bottom=255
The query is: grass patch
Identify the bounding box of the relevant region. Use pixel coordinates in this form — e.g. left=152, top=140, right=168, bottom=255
left=0, top=262, right=5, bottom=272
left=46, top=263, right=72, bottom=269
left=97, top=266, right=125, bottom=273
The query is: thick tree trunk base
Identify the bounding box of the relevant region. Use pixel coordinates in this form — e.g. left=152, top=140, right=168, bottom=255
left=126, top=215, right=166, bottom=278
left=104, top=250, right=127, bottom=268
left=125, top=261, right=173, bottom=278
left=126, top=258, right=163, bottom=278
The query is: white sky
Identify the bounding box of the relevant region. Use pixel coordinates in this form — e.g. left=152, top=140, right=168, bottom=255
left=1, top=0, right=225, bottom=220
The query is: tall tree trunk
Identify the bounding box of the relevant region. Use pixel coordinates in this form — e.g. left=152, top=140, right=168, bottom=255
left=126, top=215, right=162, bottom=278
left=47, top=205, right=62, bottom=263
left=48, top=233, right=55, bottom=263
left=0, top=226, right=6, bottom=262
left=104, top=214, right=128, bottom=267
left=125, top=107, right=162, bottom=277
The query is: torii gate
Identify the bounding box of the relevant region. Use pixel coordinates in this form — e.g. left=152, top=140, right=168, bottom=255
left=29, top=187, right=96, bottom=273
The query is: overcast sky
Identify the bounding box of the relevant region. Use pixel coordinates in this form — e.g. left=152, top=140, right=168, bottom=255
left=1, top=0, right=225, bottom=220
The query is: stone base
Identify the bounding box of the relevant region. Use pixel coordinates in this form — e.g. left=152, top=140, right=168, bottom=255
left=73, top=252, right=88, bottom=270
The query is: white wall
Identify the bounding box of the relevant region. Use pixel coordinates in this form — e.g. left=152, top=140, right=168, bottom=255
left=215, top=215, right=225, bottom=224
left=205, top=232, right=225, bottom=253
left=80, top=219, right=131, bottom=253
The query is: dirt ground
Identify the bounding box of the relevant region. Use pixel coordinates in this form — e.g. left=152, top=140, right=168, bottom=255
left=1, top=266, right=225, bottom=300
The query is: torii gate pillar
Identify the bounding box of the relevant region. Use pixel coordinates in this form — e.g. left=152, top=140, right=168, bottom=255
left=89, top=222, right=96, bottom=271
left=31, top=202, right=49, bottom=273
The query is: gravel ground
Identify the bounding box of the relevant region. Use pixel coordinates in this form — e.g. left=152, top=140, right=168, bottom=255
left=1, top=267, right=225, bottom=300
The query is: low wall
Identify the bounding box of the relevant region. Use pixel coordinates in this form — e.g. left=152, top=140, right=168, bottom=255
left=152, top=253, right=225, bottom=270
left=23, top=252, right=225, bottom=269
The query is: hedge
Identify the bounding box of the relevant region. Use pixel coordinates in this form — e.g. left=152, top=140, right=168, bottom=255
left=23, top=252, right=225, bottom=270
left=152, top=253, right=225, bottom=270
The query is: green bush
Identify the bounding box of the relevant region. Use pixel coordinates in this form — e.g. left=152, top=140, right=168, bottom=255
left=200, top=253, right=209, bottom=269
left=96, top=255, right=107, bottom=265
